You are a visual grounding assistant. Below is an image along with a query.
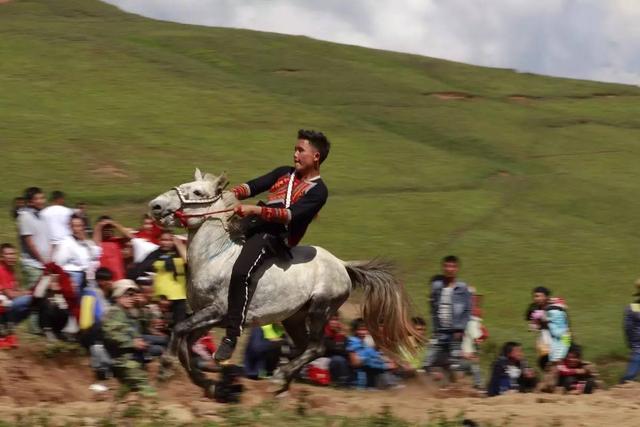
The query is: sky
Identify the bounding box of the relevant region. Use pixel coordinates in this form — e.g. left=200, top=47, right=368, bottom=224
left=104, top=0, right=640, bottom=86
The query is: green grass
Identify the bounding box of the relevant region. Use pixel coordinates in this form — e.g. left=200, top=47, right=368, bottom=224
left=2, top=0, right=640, bottom=375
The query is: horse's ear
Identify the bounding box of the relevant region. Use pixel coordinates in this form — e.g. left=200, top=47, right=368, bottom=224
left=214, top=171, right=229, bottom=194
left=194, top=168, right=203, bottom=181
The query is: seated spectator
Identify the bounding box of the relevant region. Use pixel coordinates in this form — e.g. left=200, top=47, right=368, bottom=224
left=487, top=341, right=538, bottom=397
left=461, top=295, right=489, bottom=389
left=93, top=216, right=133, bottom=281
left=0, top=243, right=32, bottom=332
left=53, top=214, right=101, bottom=292
left=525, top=286, right=552, bottom=370
left=102, top=280, right=156, bottom=397
left=18, top=187, right=51, bottom=289
left=557, top=344, right=597, bottom=394
left=33, top=271, right=71, bottom=341
left=398, top=316, right=427, bottom=378
left=135, top=281, right=168, bottom=357
left=243, top=324, right=286, bottom=380
left=79, top=267, right=114, bottom=380
left=78, top=267, right=113, bottom=347
left=136, top=231, right=188, bottom=325
left=41, top=190, right=73, bottom=246
left=323, top=313, right=351, bottom=387
left=621, top=279, right=640, bottom=383
left=192, top=333, right=218, bottom=372
left=347, top=318, right=397, bottom=389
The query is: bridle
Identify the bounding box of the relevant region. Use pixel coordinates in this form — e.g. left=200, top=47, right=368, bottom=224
left=171, top=186, right=234, bottom=228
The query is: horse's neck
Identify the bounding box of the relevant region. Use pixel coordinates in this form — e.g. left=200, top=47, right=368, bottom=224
left=187, top=220, right=238, bottom=271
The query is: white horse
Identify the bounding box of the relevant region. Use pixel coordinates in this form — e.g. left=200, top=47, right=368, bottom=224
left=149, top=169, right=416, bottom=396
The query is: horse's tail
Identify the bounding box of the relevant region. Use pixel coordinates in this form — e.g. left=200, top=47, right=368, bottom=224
left=343, top=259, right=419, bottom=355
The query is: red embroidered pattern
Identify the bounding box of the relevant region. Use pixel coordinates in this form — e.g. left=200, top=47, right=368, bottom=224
left=231, top=184, right=250, bottom=200
left=261, top=207, right=289, bottom=223
left=267, top=174, right=314, bottom=205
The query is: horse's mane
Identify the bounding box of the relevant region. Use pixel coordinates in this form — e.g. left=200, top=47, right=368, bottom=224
left=220, top=191, right=248, bottom=241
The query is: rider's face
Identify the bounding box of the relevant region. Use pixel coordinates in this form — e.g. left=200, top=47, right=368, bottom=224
left=293, top=139, right=320, bottom=174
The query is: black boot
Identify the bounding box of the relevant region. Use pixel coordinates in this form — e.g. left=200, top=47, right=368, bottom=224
left=214, top=336, right=237, bottom=363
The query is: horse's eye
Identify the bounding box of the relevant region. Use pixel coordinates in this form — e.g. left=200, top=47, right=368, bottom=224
left=193, top=190, right=203, bottom=197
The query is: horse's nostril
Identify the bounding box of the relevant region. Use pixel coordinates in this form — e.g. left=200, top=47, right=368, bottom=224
left=152, top=204, right=162, bottom=211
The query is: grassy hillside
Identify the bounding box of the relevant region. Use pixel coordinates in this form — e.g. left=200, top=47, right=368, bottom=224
left=3, top=0, right=640, bottom=371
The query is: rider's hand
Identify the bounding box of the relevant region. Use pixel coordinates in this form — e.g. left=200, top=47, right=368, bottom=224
left=234, top=204, right=262, bottom=217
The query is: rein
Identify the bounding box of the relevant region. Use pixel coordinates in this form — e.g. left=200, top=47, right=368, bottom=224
left=172, top=186, right=234, bottom=228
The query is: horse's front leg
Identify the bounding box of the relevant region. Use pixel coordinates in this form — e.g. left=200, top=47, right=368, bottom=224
left=158, top=305, right=223, bottom=390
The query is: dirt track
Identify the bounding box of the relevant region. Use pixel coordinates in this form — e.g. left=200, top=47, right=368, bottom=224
left=2, top=343, right=640, bottom=426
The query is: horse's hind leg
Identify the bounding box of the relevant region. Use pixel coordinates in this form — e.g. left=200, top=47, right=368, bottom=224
left=274, top=294, right=346, bottom=393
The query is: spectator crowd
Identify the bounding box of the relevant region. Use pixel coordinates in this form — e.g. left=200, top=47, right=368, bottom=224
left=1, top=187, right=640, bottom=399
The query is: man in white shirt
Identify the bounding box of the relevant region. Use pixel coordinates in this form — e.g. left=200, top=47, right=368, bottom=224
left=41, top=191, right=74, bottom=245
left=17, top=187, right=51, bottom=288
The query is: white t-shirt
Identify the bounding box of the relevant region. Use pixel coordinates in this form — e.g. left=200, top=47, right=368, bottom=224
left=41, top=205, right=74, bottom=243
left=53, top=235, right=102, bottom=278
left=18, top=208, right=51, bottom=268
left=438, top=286, right=454, bottom=329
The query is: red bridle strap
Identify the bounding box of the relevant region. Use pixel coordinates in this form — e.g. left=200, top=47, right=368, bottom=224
left=174, top=208, right=235, bottom=228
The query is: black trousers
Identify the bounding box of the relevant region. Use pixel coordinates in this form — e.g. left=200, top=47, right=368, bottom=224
left=226, top=232, right=275, bottom=338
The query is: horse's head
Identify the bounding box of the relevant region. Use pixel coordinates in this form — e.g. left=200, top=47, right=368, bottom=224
left=149, top=168, right=230, bottom=229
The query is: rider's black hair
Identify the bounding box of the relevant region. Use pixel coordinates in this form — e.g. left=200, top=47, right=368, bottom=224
left=298, top=129, right=330, bottom=164
left=441, top=255, right=459, bottom=264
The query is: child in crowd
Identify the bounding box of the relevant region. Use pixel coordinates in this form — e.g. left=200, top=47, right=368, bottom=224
left=462, top=294, right=488, bottom=389
left=347, top=318, right=397, bottom=389
left=0, top=293, right=16, bottom=349
left=525, top=286, right=552, bottom=369
left=487, top=342, right=538, bottom=396
left=557, top=344, right=597, bottom=394
left=322, top=313, right=351, bottom=387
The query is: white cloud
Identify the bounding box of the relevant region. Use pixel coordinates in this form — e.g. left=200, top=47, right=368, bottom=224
left=103, top=0, right=640, bottom=85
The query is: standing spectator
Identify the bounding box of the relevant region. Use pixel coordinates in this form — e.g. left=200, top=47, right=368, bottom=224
left=0, top=243, right=32, bottom=328
left=244, top=324, right=287, bottom=380
left=10, top=197, right=26, bottom=220
left=53, top=214, right=101, bottom=292
left=525, top=286, right=552, bottom=369
left=102, top=280, right=156, bottom=397
left=423, top=255, right=472, bottom=378
left=557, top=344, right=597, bottom=394
left=133, top=214, right=163, bottom=245
left=74, top=202, right=92, bottom=237
left=93, top=216, right=133, bottom=281
left=621, top=278, right=640, bottom=383
left=17, top=187, right=51, bottom=289
left=41, top=191, right=74, bottom=245
left=461, top=294, right=488, bottom=389
left=541, top=297, right=572, bottom=391
left=136, top=231, right=188, bottom=325
left=487, top=342, right=538, bottom=397
left=32, top=269, right=71, bottom=340
left=322, top=314, right=351, bottom=387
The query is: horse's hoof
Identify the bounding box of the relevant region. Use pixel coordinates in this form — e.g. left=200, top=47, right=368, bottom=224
left=275, top=389, right=289, bottom=399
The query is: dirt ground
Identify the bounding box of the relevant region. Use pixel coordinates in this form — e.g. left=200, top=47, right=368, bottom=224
left=1, top=342, right=640, bottom=426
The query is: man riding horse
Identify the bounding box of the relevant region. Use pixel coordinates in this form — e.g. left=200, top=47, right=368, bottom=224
left=215, top=129, right=330, bottom=362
